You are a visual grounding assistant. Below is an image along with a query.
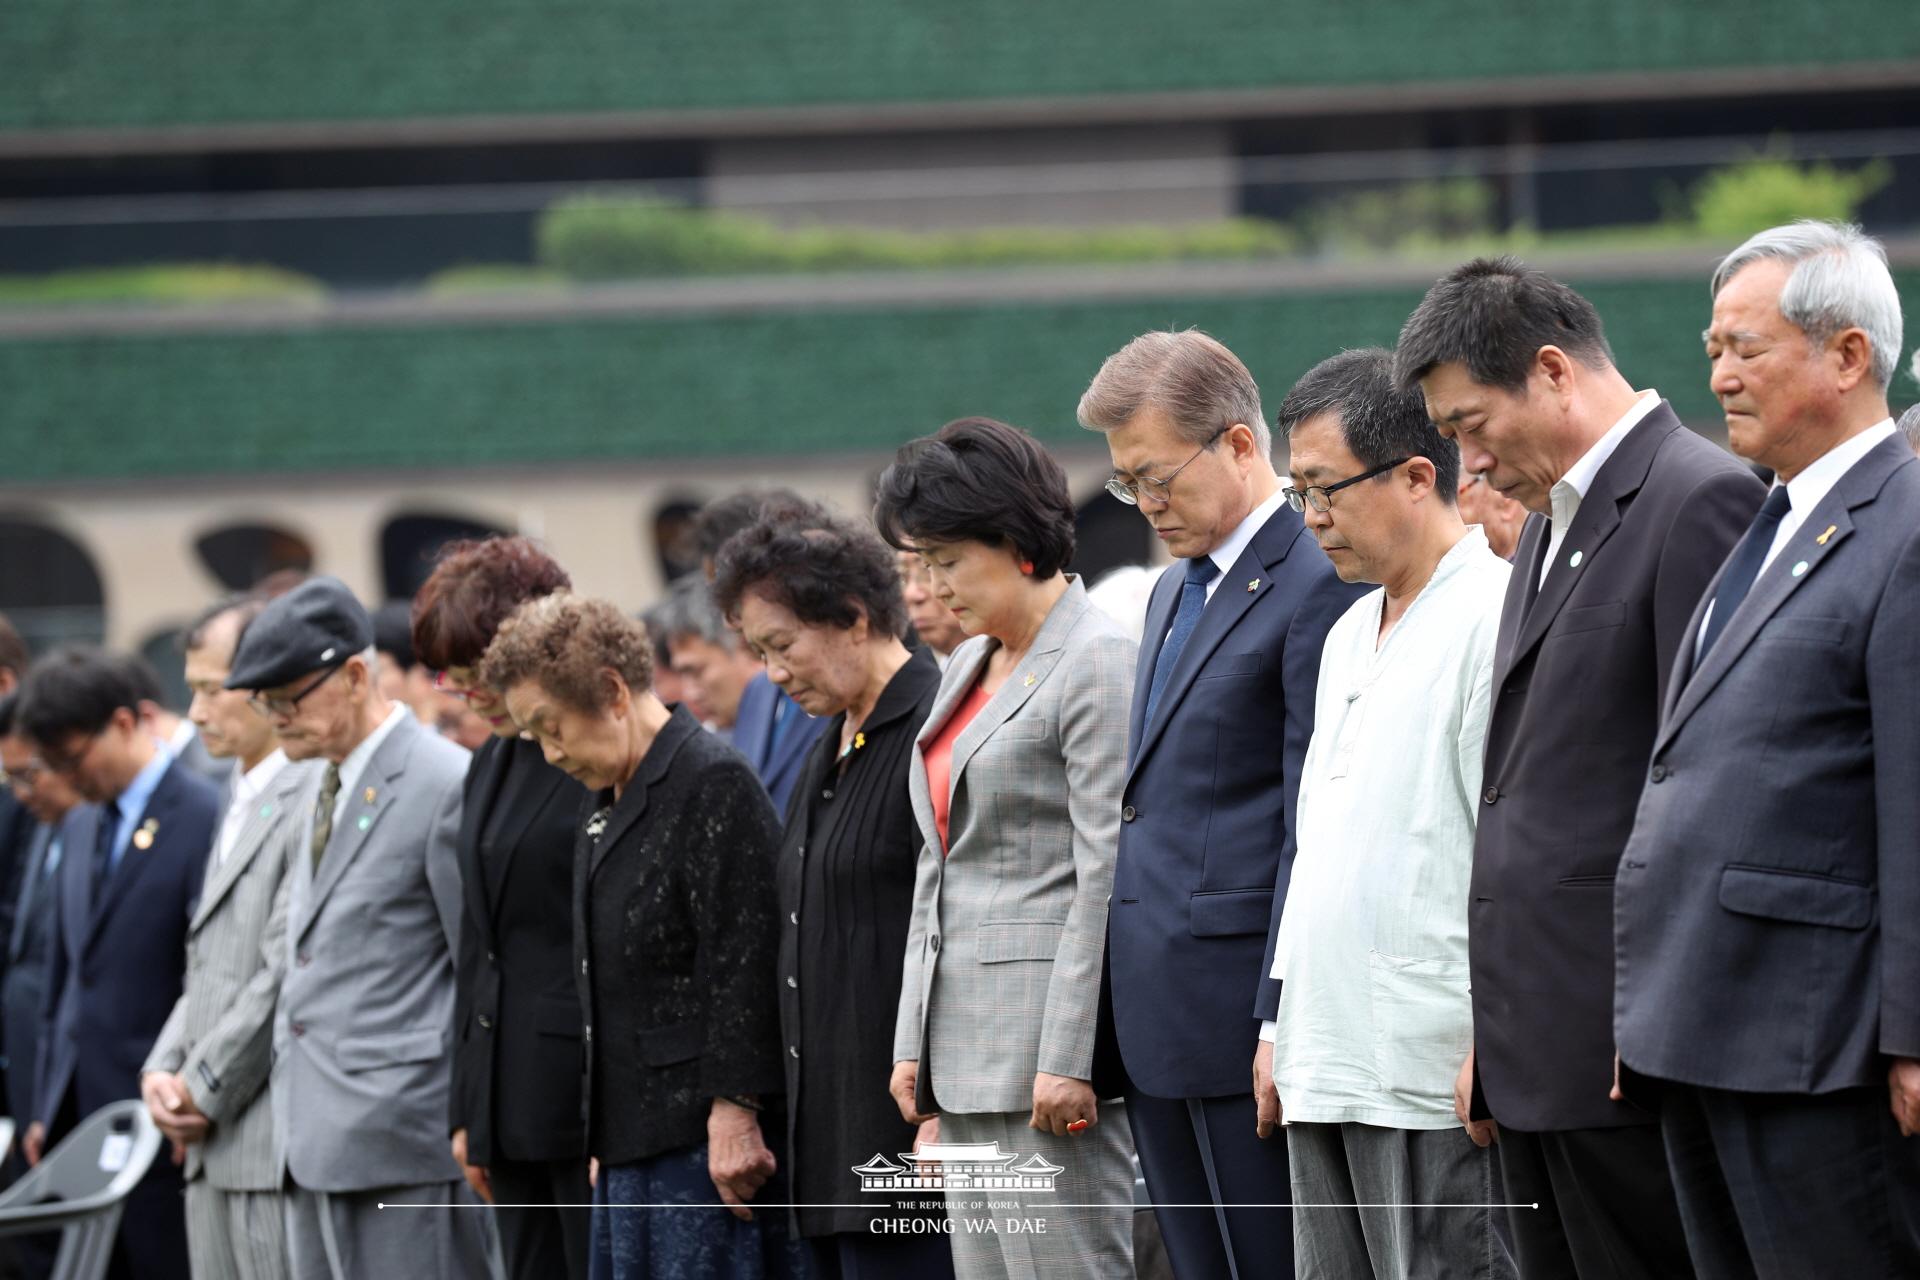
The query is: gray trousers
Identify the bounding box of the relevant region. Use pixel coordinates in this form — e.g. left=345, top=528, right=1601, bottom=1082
left=1287, top=1121, right=1515, bottom=1280
left=284, top=1180, right=502, bottom=1280
left=938, top=1107, right=1135, bottom=1280
left=185, top=1181, right=289, bottom=1280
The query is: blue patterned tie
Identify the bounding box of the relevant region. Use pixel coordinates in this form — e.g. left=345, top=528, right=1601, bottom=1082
left=1145, top=556, right=1220, bottom=722
left=89, top=801, right=121, bottom=902
left=1697, top=484, right=1794, bottom=658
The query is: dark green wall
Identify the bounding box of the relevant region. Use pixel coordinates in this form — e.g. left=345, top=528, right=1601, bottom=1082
left=9, top=0, right=1919, bottom=130
left=6, top=269, right=1917, bottom=484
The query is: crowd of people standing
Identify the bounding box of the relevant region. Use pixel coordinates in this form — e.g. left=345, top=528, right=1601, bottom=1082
left=0, top=216, right=1915, bottom=1280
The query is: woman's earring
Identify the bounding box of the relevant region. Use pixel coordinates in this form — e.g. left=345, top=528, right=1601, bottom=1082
left=1020, top=559, right=1035, bottom=575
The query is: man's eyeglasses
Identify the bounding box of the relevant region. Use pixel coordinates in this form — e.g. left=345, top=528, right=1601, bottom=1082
left=1105, top=426, right=1229, bottom=507
left=248, top=664, right=343, bottom=718
left=0, top=758, right=49, bottom=792
left=1282, top=457, right=1410, bottom=514
left=38, top=730, right=103, bottom=776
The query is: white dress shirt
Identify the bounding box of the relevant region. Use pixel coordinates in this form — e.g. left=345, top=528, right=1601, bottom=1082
left=1259, top=527, right=1510, bottom=1128
left=1182, top=486, right=1290, bottom=620
left=216, top=749, right=290, bottom=864
left=1541, top=390, right=1661, bottom=587
left=1694, top=418, right=1897, bottom=660
left=332, top=704, right=409, bottom=828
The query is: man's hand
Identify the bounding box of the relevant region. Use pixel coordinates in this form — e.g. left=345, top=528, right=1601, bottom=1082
left=1891, top=1057, right=1920, bottom=1137
left=22, top=1122, right=44, bottom=1167
left=890, top=1060, right=933, bottom=1126
left=1254, top=1040, right=1282, bottom=1139
left=450, top=1127, right=494, bottom=1205
left=140, top=1072, right=210, bottom=1147
left=1456, top=1048, right=1497, bottom=1148
left=1030, top=1072, right=1098, bottom=1138
left=708, top=1099, right=776, bottom=1222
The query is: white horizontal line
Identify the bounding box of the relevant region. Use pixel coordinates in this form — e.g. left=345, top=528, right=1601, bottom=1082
left=377, top=1201, right=1541, bottom=1210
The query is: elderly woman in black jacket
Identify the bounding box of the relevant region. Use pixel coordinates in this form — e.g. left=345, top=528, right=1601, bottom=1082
left=479, top=593, right=805, bottom=1280
left=713, top=513, right=956, bottom=1280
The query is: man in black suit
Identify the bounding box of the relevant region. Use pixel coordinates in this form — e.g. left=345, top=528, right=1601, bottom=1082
left=1616, top=220, right=1920, bottom=1276
left=1396, top=259, right=1765, bottom=1277
left=18, top=648, right=221, bottom=1280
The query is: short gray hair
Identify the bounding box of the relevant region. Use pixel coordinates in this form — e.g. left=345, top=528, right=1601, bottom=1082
left=1077, top=329, right=1271, bottom=457
left=1898, top=402, right=1920, bottom=453
left=654, top=576, right=736, bottom=651
left=1711, top=220, right=1904, bottom=389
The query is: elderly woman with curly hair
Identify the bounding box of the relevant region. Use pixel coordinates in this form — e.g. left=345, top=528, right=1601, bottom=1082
left=479, top=594, right=805, bottom=1280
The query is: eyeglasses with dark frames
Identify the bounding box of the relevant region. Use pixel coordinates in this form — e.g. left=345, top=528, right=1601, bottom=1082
left=1105, top=426, right=1231, bottom=507
left=1282, top=456, right=1411, bottom=514
left=248, top=664, right=344, bottom=719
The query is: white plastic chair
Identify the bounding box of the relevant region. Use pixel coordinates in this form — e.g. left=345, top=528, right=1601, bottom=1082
left=0, top=1102, right=162, bottom=1280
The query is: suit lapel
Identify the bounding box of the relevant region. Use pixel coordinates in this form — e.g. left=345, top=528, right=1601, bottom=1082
left=85, top=764, right=184, bottom=952
left=1503, top=411, right=1675, bottom=679
left=945, top=585, right=1087, bottom=791
left=587, top=710, right=699, bottom=880
left=1658, top=437, right=1908, bottom=751
left=296, top=720, right=414, bottom=940
left=1129, top=507, right=1303, bottom=781
left=1491, top=514, right=1548, bottom=688
left=191, top=761, right=307, bottom=932
left=911, top=640, right=991, bottom=858
left=487, top=761, right=566, bottom=917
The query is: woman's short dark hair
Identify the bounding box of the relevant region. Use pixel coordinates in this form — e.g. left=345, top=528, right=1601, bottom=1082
left=1393, top=256, right=1615, bottom=394
left=872, top=417, right=1076, bottom=577
left=412, top=536, right=572, bottom=671
left=713, top=514, right=906, bottom=639
left=18, top=646, right=140, bottom=745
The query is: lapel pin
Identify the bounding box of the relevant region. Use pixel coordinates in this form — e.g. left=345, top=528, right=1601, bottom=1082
left=132, top=819, right=157, bottom=851
left=363, top=786, right=377, bottom=804
left=356, top=814, right=373, bottom=832
left=1247, top=579, right=1260, bottom=593
left=259, top=802, right=274, bottom=818
left=1815, top=524, right=1837, bottom=546
left=1791, top=560, right=1809, bottom=577
left=1022, top=673, right=1036, bottom=687
left=1569, top=550, right=1584, bottom=568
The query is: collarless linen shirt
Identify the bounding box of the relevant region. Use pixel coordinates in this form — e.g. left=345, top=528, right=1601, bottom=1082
left=1259, top=526, right=1510, bottom=1128
left=1541, top=390, right=1661, bottom=587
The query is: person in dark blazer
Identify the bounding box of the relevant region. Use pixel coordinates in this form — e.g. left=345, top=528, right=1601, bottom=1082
left=1616, top=221, right=1920, bottom=1277
left=18, top=647, right=222, bottom=1280
left=479, top=593, right=805, bottom=1280
left=730, top=672, right=829, bottom=817
left=1396, top=257, right=1766, bottom=1277
left=1075, top=331, right=1363, bottom=1278
left=412, top=536, right=591, bottom=1280
left=714, top=511, right=956, bottom=1279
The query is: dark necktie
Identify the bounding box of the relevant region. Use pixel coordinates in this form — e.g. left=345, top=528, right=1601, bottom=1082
left=1697, top=484, right=1794, bottom=658
left=1145, top=556, right=1220, bottom=722
left=311, top=764, right=341, bottom=875
left=89, top=801, right=121, bottom=904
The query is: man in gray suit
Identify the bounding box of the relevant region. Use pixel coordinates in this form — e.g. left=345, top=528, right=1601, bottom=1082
left=141, top=596, right=318, bottom=1280
left=1615, top=220, right=1920, bottom=1275
left=224, top=578, right=498, bottom=1280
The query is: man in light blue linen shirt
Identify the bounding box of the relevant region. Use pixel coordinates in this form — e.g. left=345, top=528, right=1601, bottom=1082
left=1257, top=349, right=1515, bottom=1279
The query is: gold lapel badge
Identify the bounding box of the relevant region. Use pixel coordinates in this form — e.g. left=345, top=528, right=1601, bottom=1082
left=132, top=818, right=159, bottom=850
left=1815, top=524, right=1837, bottom=546
left=1022, top=673, right=1036, bottom=687
left=1247, top=579, right=1260, bottom=593
left=363, top=786, right=377, bottom=804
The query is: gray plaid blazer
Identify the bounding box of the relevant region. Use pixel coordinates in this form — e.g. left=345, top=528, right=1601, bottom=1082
left=145, top=756, right=320, bottom=1190
left=893, top=579, right=1136, bottom=1115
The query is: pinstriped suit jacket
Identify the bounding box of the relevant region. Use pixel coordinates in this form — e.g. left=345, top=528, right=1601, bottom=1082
left=893, top=579, right=1136, bottom=1115
left=146, top=756, right=319, bottom=1190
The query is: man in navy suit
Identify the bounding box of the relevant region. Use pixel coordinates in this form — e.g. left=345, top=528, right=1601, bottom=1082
left=1079, top=329, right=1363, bottom=1278
left=18, top=647, right=221, bottom=1280
left=1616, top=221, right=1920, bottom=1276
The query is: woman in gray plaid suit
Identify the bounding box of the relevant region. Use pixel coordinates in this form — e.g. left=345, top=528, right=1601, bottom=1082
left=876, top=418, right=1139, bottom=1280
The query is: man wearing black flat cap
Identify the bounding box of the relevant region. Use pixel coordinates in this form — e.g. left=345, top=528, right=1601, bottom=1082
left=226, top=578, right=499, bottom=1280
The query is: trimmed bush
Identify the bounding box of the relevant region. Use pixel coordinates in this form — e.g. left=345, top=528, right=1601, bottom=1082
left=1688, top=148, right=1892, bottom=242
left=0, top=264, right=323, bottom=307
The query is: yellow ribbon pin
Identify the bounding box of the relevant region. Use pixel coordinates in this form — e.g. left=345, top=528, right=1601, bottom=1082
left=1815, top=525, right=1837, bottom=546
